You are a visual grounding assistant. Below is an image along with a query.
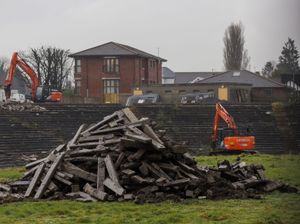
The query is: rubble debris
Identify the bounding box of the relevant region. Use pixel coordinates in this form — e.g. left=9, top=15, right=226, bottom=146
left=0, top=108, right=298, bottom=204
left=20, top=154, right=39, bottom=162
left=0, top=101, right=47, bottom=112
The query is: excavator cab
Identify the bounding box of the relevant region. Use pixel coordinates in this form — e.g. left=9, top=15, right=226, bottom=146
left=216, top=127, right=255, bottom=151
left=36, top=86, right=62, bottom=102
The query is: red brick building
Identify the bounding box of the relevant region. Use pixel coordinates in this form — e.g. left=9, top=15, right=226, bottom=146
left=69, top=42, right=167, bottom=103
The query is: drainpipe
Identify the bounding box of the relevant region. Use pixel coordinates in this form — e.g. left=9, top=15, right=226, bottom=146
left=157, top=59, right=160, bottom=84
left=86, top=58, right=89, bottom=97
left=133, top=57, right=136, bottom=90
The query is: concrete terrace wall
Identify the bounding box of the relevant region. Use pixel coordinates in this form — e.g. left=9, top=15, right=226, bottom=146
left=0, top=103, right=297, bottom=167
left=0, top=104, right=122, bottom=167
left=131, top=104, right=285, bottom=153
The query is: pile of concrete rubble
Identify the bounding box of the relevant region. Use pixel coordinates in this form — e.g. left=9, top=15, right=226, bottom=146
left=0, top=108, right=297, bottom=204
left=0, top=101, right=47, bottom=112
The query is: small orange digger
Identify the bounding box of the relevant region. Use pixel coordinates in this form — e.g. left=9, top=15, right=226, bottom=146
left=210, top=102, right=256, bottom=155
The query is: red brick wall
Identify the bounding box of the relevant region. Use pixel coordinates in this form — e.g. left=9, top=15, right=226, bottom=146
left=119, top=57, right=135, bottom=93
left=79, top=57, right=103, bottom=101
left=146, top=59, right=162, bottom=85
left=134, top=58, right=140, bottom=87
left=157, top=61, right=162, bottom=84
left=75, top=56, right=163, bottom=102
left=251, top=88, right=290, bottom=102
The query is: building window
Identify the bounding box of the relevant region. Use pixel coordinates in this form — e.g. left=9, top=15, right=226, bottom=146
left=193, top=89, right=200, bottom=93
left=103, top=79, right=120, bottom=94
left=103, top=58, right=119, bottom=73
left=75, top=59, right=81, bottom=74
left=179, top=90, right=186, bottom=93
left=264, top=89, right=272, bottom=96
left=165, top=90, right=172, bottom=93
left=142, top=59, right=147, bottom=69
left=233, top=72, right=240, bottom=77
left=75, top=80, right=81, bottom=95
left=149, top=60, right=156, bottom=68
left=146, top=90, right=153, bottom=93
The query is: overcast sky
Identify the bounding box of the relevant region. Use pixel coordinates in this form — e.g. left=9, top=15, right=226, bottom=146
left=0, top=0, right=299, bottom=72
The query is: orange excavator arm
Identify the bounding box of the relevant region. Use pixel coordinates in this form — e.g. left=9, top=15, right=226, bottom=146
left=212, top=102, right=238, bottom=143
left=4, top=52, right=40, bottom=101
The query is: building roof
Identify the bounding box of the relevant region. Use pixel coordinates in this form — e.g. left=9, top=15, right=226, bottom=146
left=162, top=67, right=175, bottom=79
left=69, top=41, right=167, bottom=61
left=175, top=72, right=219, bottom=84
left=270, top=76, right=282, bottom=84
left=197, top=70, right=285, bottom=88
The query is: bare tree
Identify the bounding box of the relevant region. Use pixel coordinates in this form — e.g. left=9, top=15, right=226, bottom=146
left=0, top=57, right=8, bottom=88
left=223, top=22, right=250, bottom=71
left=241, top=49, right=251, bottom=70
left=0, top=57, right=8, bottom=75
left=21, top=46, right=73, bottom=91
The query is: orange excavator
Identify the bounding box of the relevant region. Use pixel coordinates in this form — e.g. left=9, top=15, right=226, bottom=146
left=210, top=102, right=256, bottom=155
left=4, top=52, right=62, bottom=102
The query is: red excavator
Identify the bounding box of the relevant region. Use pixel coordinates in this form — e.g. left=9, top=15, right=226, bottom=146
left=210, top=102, right=256, bottom=155
left=4, top=52, right=62, bottom=102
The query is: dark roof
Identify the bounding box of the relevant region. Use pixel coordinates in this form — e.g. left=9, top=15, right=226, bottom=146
left=197, top=70, right=285, bottom=88
left=162, top=67, right=175, bottom=79
left=175, top=72, right=219, bottom=84
left=69, top=41, right=167, bottom=61
left=270, top=76, right=282, bottom=84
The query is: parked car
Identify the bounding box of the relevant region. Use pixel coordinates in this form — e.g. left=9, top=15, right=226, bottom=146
left=180, top=91, right=216, bottom=104
left=126, top=94, right=160, bottom=106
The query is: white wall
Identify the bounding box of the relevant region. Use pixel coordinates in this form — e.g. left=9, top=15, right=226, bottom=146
left=162, top=79, right=174, bottom=84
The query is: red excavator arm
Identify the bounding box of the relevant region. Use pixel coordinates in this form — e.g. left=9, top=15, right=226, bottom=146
left=4, top=52, right=40, bottom=101
left=212, top=102, right=238, bottom=142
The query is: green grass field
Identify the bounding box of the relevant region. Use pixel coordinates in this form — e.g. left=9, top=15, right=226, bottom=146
left=0, top=154, right=299, bottom=224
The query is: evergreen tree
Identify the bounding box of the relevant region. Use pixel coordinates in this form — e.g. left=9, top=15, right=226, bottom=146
left=262, top=61, right=275, bottom=77
left=277, top=38, right=300, bottom=74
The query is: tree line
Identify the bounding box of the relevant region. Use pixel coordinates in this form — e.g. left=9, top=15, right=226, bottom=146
left=262, top=38, right=299, bottom=78
left=223, top=22, right=299, bottom=77
left=0, top=46, right=73, bottom=92
left=1, top=25, right=299, bottom=93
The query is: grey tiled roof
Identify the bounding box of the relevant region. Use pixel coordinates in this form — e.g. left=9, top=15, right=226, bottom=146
left=162, top=67, right=175, bottom=79
left=175, top=72, right=219, bottom=84
left=197, top=70, right=284, bottom=88
left=69, top=42, right=167, bottom=61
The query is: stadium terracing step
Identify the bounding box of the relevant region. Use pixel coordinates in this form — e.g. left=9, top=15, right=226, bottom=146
left=0, top=103, right=297, bottom=167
